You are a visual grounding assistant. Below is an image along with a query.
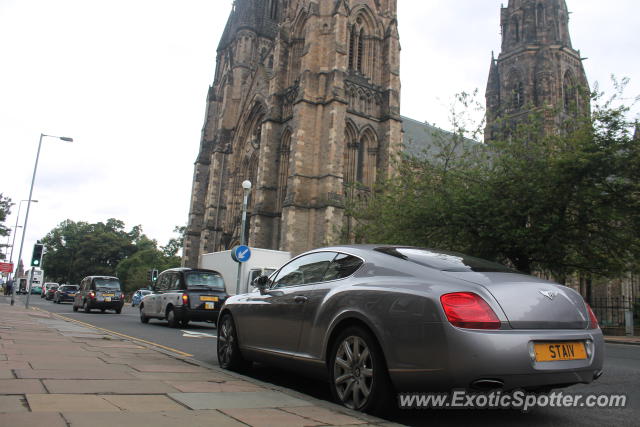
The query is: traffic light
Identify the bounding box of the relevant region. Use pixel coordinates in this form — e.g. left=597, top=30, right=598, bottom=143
left=31, top=244, right=44, bottom=267
left=147, top=270, right=152, bottom=282
left=151, top=269, right=158, bottom=283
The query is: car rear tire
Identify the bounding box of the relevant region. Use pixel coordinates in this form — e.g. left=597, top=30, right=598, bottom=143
left=217, top=313, right=250, bottom=371
left=166, top=308, right=179, bottom=328
left=83, top=300, right=91, bottom=313
left=115, top=307, right=122, bottom=314
left=140, top=307, right=149, bottom=324
left=328, top=326, right=393, bottom=415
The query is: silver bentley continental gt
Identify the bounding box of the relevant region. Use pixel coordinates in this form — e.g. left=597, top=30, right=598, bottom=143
left=216, top=245, right=603, bottom=413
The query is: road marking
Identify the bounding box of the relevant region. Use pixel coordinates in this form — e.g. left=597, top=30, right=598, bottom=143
left=34, top=308, right=194, bottom=357
left=181, top=330, right=217, bottom=339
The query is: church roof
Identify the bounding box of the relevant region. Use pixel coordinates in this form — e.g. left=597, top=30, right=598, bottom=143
left=401, top=116, right=478, bottom=159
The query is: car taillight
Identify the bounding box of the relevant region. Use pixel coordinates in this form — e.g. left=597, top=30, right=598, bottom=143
left=182, top=293, right=189, bottom=305
left=89, top=291, right=95, bottom=299
left=586, top=303, right=599, bottom=330
left=440, top=292, right=501, bottom=329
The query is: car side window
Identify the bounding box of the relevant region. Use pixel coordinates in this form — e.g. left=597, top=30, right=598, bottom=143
left=169, top=273, right=181, bottom=291
left=323, top=253, right=363, bottom=281
left=271, top=252, right=337, bottom=289
left=157, top=273, right=170, bottom=292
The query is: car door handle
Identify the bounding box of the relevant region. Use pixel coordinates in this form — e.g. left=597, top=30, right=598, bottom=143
left=294, top=295, right=308, bottom=303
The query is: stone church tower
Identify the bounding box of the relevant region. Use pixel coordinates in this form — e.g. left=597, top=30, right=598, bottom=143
left=183, top=0, right=401, bottom=267
left=485, top=0, right=589, bottom=140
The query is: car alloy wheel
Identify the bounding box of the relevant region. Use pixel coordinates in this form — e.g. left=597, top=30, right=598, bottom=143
left=329, top=326, right=392, bottom=414
left=217, top=313, right=249, bottom=371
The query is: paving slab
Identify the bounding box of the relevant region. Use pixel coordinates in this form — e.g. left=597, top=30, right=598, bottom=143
left=0, top=395, right=29, bottom=412
left=282, top=406, right=369, bottom=425
left=61, top=410, right=246, bottom=427
left=0, top=369, right=15, bottom=379
left=130, top=364, right=210, bottom=373
left=221, top=407, right=323, bottom=427
left=130, top=371, right=232, bottom=382
left=102, top=394, right=188, bottom=411
left=15, top=368, right=134, bottom=380
left=0, top=361, right=30, bottom=369
left=0, top=411, right=68, bottom=427
left=168, top=391, right=314, bottom=410
left=166, top=380, right=265, bottom=393
left=44, top=379, right=181, bottom=394
left=26, top=394, right=122, bottom=412
left=0, top=379, right=47, bottom=394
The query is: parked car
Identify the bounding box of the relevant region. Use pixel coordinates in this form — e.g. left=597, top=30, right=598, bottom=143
left=54, top=284, right=79, bottom=304
left=30, top=285, right=42, bottom=295
left=42, top=282, right=59, bottom=298
left=44, top=283, right=60, bottom=300
left=139, top=268, right=229, bottom=328
left=73, top=276, right=124, bottom=314
left=131, top=289, right=152, bottom=307
left=216, top=245, right=604, bottom=414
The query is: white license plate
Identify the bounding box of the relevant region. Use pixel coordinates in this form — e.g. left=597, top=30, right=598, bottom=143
left=105, top=297, right=111, bottom=302
left=204, top=302, right=215, bottom=310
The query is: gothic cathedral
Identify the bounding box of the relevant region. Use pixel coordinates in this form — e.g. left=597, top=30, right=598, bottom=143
left=183, top=0, right=401, bottom=267
left=485, top=0, right=589, bottom=140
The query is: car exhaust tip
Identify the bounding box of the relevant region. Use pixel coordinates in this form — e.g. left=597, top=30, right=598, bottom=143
left=593, top=370, right=603, bottom=380
left=470, top=379, right=504, bottom=391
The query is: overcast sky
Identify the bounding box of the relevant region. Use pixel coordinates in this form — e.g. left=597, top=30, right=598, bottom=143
left=1, top=0, right=638, bottom=271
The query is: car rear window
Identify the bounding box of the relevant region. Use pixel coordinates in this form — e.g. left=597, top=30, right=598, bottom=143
left=374, top=247, right=516, bottom=273
left=94, top=278, right=121, bottom=290
left=185, top=272, right=225, bottom=289
left=60, top=286, right=78, bottom=291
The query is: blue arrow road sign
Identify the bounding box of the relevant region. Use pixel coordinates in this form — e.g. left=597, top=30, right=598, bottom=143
left=231, top=245, right=251, bottom=263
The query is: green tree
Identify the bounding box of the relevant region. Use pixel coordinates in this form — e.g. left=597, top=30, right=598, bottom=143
left=41, top=219, right=154, bottom=285
left=348, top=87, right=640, bottom=281
left=115, top=248, right=180, bottom=293
left=0, top=194, right=12, bottom=260
left=161, top=225, right=186, bottom=257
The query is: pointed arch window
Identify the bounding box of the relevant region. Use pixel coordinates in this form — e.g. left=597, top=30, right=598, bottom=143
left=537, top=4, right=545, bottom=27
left=269, top=0, right=278, bottom=20
left=512, top=17, right=520, bottom=43
left=563, top=71, right=577, bottom=114
left=348, top=16, right=371, bottom=77
left=276, top=131, right=291, bottom=213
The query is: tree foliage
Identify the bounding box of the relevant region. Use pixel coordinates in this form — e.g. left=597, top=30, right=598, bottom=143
left=0, top=194, right=12, bottom=260
left=348, top=86, right=640, bottom=280
left=40, top=219, right=179, bottom=291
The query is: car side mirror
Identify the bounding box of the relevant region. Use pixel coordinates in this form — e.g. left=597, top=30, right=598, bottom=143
left=253, top=275, right=270, bottom=295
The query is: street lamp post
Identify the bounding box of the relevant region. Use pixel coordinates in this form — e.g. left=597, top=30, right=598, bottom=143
left=236, top=180, right=252, bottom=295
left=17, top=133, right=73, bottom=309
left=9, top=200, right=37, bottom=306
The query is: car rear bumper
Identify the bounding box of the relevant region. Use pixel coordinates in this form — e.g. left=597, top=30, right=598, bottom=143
left=88, top=300, right=124, bottom=309
left=388, top=324, right=604, bottom=392
left=176, top=306, right=220, bottom=323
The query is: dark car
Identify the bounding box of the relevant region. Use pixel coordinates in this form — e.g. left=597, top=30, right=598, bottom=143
left=73, top=276, right=124, bottom=314
left=139, top=268, right=229, bottom=328
left=216, top=245, right=604, bottom=414
left=44, top=283, right=59, bottom=300
left=53, top=285, right=79, bottom=304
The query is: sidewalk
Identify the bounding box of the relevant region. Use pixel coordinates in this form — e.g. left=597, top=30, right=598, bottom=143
left=604, top=335, right=640, bottom=346
left=0, top=300, right=398, bottom=427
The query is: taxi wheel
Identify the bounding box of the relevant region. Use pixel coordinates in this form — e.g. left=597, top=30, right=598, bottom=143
left=167, top=308, right=179, bottom=328
left=73, top=304, right=78, bottom=312
left=83, top=300, right=91, bottom=313
left=329, top=326, right=393, bottom=415
left=140, top=307, right=149, bottom=324
left=115, top=307, right=122, bottom=314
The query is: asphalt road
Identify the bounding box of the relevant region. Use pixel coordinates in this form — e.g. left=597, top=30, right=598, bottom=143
left=14, top=295, right=640, bottom=426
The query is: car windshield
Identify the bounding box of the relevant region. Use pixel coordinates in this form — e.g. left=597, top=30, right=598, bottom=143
left=185, top=272, right=225, bottom=289
left=375, top=247, right=517, bottom=273
left=94, top=278, right=121, bottom=290
left=140, top=290, right=151, bottom=295
left=60, top=286, right=78, bottom=291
